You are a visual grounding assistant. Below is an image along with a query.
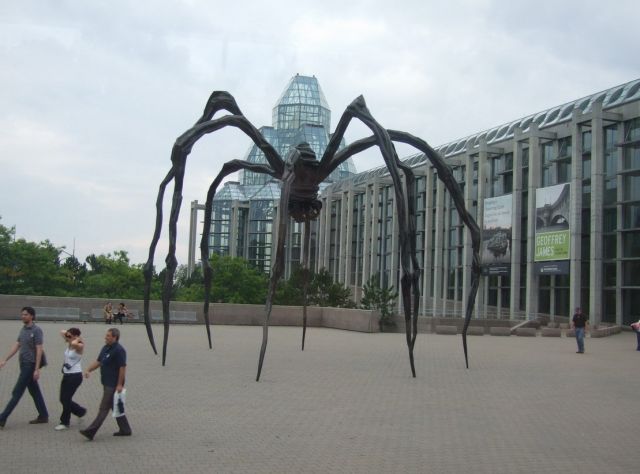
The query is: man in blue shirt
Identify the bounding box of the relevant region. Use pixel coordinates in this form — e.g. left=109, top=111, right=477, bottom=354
left=80, top=328, right=132, bottom=440
left=0, top=306, right=49, bottom=428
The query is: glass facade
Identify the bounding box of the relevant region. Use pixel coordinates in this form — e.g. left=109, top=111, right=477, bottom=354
left=314, top=78, right=640, bottom=326
left=207, top=75, right=357, bottom=275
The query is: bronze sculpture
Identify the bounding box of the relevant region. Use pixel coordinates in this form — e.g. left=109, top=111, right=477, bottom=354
left=143, top=90, right=481, bottom=381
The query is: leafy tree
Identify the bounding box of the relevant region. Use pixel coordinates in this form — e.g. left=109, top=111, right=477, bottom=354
left=309, top=268, right=355, bottom=308
left=207, top=254, right=268, bottom=304
left=80, top=251, right=148, bottom=299
left=171, top=255, right=268, bottom=304
left=274, top=264, right=307, bottom=305
left=361, top=273, right=398, bottom=328
left=0, top=218, right=69, bottom=295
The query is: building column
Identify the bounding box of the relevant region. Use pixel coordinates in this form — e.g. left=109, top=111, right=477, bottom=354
left=569, top=111, right=584, bottom=315
left=510, top=134, right=523, bottom=318
left=338, top=191, right=349, bottom=285
left=525, top=126, right=541, bottom=321
left=475, top=145, right=488, bottom=318
left=462, top=156, right=474, bottom=319
left=590, top=100, right=605, bottom=327
left=369, top=180, right=381, bottom=282
left=188, top=200, right=205, bottom=277
left=422, top=168, right=435, bottom=315
left=433, top=178, right=445, bottom=317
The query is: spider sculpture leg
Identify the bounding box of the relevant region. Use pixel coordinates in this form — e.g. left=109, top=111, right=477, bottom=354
left=256, top=168, right=294, bottom=381
left=319, top=96, right=421, bottom=377
left=387, top=130, right=482, bottom=368
left=144, top=91, right=283, bottom=365
left=301, top=219, right=311, bottom=351
left=199, top=160, right=278, bottom=353
left=327, top=130, right=481, bottom=368
left=143, top=167, right=176, bottom=355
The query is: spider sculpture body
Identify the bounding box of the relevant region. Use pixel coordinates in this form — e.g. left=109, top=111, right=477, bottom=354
left=143, top=91, right=481, bottom=381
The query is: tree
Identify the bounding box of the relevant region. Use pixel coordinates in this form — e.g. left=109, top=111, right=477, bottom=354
left=207, top=254, right=268, bottom=304
left=309, top=268, right=355, bottom=308
left=361, top=273, right=398, bottom=329
left=80, top=251, right=149, bottom=299
left=0, top=218, right=70, bottom=295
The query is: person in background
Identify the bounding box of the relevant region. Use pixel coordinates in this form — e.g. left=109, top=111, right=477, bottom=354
left=631, top=319, right=640, bottom=351
left=103, top=302, right=113, bottom=324
left=571, top=307, right=589, bottom=354
left=55, top=327, right=87, bottom=431
left=114, top=303, right=129, bottom=325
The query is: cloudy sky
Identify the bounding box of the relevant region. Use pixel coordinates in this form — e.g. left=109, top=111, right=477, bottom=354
left=1, top=0, right=638, bottom=267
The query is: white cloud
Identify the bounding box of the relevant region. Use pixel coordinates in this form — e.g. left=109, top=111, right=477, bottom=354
left=1, top=0, right=638, bottom=266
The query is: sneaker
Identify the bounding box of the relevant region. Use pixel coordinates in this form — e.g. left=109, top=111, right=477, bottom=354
left=79, top=429, right=94, bottom=441
left=29, top=417, right=49, bottom=424
left=113, top=431, right=132, bottom=436
left=54, top=424, right=68, bottom=431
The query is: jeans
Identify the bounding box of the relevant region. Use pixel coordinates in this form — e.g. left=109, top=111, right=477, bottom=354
left=575, top=327, right=585, bottom=353
left=83, top=385, right=131, bottom=437
left=59, top=373, right=86, bottom=426
left=0, top=361, right=48, bottom=422
left=636, top=330, right=640, bottom=350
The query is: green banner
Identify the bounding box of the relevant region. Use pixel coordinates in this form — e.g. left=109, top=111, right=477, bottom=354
left=534, top=230, right=570, bottom=261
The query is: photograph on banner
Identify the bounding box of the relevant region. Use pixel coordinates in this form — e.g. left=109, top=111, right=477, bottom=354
left=535, top=183, right=570, bottom=262
left=481, top=194, right=512, bottom=274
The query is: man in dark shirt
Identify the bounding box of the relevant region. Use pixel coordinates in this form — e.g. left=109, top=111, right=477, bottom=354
left=571, top=307, right=589, bottom=354
left=80, top=328, right=132, bottom=440
left=0, top=306, right=49, bottom=428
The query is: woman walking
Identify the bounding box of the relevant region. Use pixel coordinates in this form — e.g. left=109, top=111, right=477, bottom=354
left=55, top=328, right=87, bottom=430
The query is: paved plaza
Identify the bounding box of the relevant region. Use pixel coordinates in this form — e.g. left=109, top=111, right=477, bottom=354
left=0, top=320, right=637, bottom=473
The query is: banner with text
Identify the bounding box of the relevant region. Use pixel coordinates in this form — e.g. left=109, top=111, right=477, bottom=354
left=482, top=194, right=512, bottom=274
left=535, top=183, right=571, bottom=263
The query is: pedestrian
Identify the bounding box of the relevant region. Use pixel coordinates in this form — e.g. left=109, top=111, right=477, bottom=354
left=103, top=302, right=113, bottom=324
left=571, top=307, right=589, bottom=354
left=631, top=319, right=640, bottom=351
left=114, top=303, right=129, bottom=325
left=55, top=327, right=87, bottom=431
left=80, top=328, right=132, bottom=440
left=0, top=306, right=49, bottom=428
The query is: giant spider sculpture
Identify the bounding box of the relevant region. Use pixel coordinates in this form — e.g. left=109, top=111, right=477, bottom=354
left=143, top=90, right=481, bottom=381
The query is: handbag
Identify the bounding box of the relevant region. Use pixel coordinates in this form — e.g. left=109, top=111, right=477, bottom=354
left=631, top=321, right=640, bottom=331
left=112, top=388, right=127, bottom=418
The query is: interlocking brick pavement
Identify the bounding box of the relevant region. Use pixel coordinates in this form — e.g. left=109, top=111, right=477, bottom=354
left=0, top=320, right=637, bottom=473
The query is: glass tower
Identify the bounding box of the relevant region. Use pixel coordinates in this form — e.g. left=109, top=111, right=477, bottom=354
left=210, top=74, right=357, bottom=274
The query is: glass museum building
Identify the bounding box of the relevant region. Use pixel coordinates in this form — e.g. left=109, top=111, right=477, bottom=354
left=190, top=76, right=640, bottom=327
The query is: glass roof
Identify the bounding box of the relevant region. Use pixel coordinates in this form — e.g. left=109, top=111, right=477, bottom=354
left=433, top=78, right=640, bottom=157
left=323, top=78, right=640, bottom=193
left=239, top=74, right=357, bottom=186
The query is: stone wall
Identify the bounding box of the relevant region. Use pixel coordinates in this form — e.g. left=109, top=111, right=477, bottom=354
left=0, top=294, right=380, bottom=333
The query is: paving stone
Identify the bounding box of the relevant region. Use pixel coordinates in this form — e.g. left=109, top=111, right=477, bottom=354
left=0, top=320, right=637, bottom=474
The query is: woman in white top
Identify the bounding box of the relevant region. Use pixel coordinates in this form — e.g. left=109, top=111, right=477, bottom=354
left=55, top=327, right=87, bottom=430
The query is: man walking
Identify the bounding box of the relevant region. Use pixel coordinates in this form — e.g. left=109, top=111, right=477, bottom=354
left=571, top=307, right=589, bottom=354
left=0, top=306, right=49, bottom=428
left=80, top=328, right=132, bottom=440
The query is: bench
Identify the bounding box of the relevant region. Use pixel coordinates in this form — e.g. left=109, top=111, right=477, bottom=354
left=151, top=309, right=197, bottom=323
left=91, top=308, right=140, bottom=322
left=34, top=307, right=80, bottom=321
left=466, top=326, right=485, bottom=336
left=435, top=325, right=457, bottom=335
left=541, top=327, right=562, bottom=337
left=490, top=327, right=511, bottom=336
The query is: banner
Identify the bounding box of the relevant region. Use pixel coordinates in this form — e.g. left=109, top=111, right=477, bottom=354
left=535, top=183, right=571, bottom=262
left=482, top=194, right=512, bottom=274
